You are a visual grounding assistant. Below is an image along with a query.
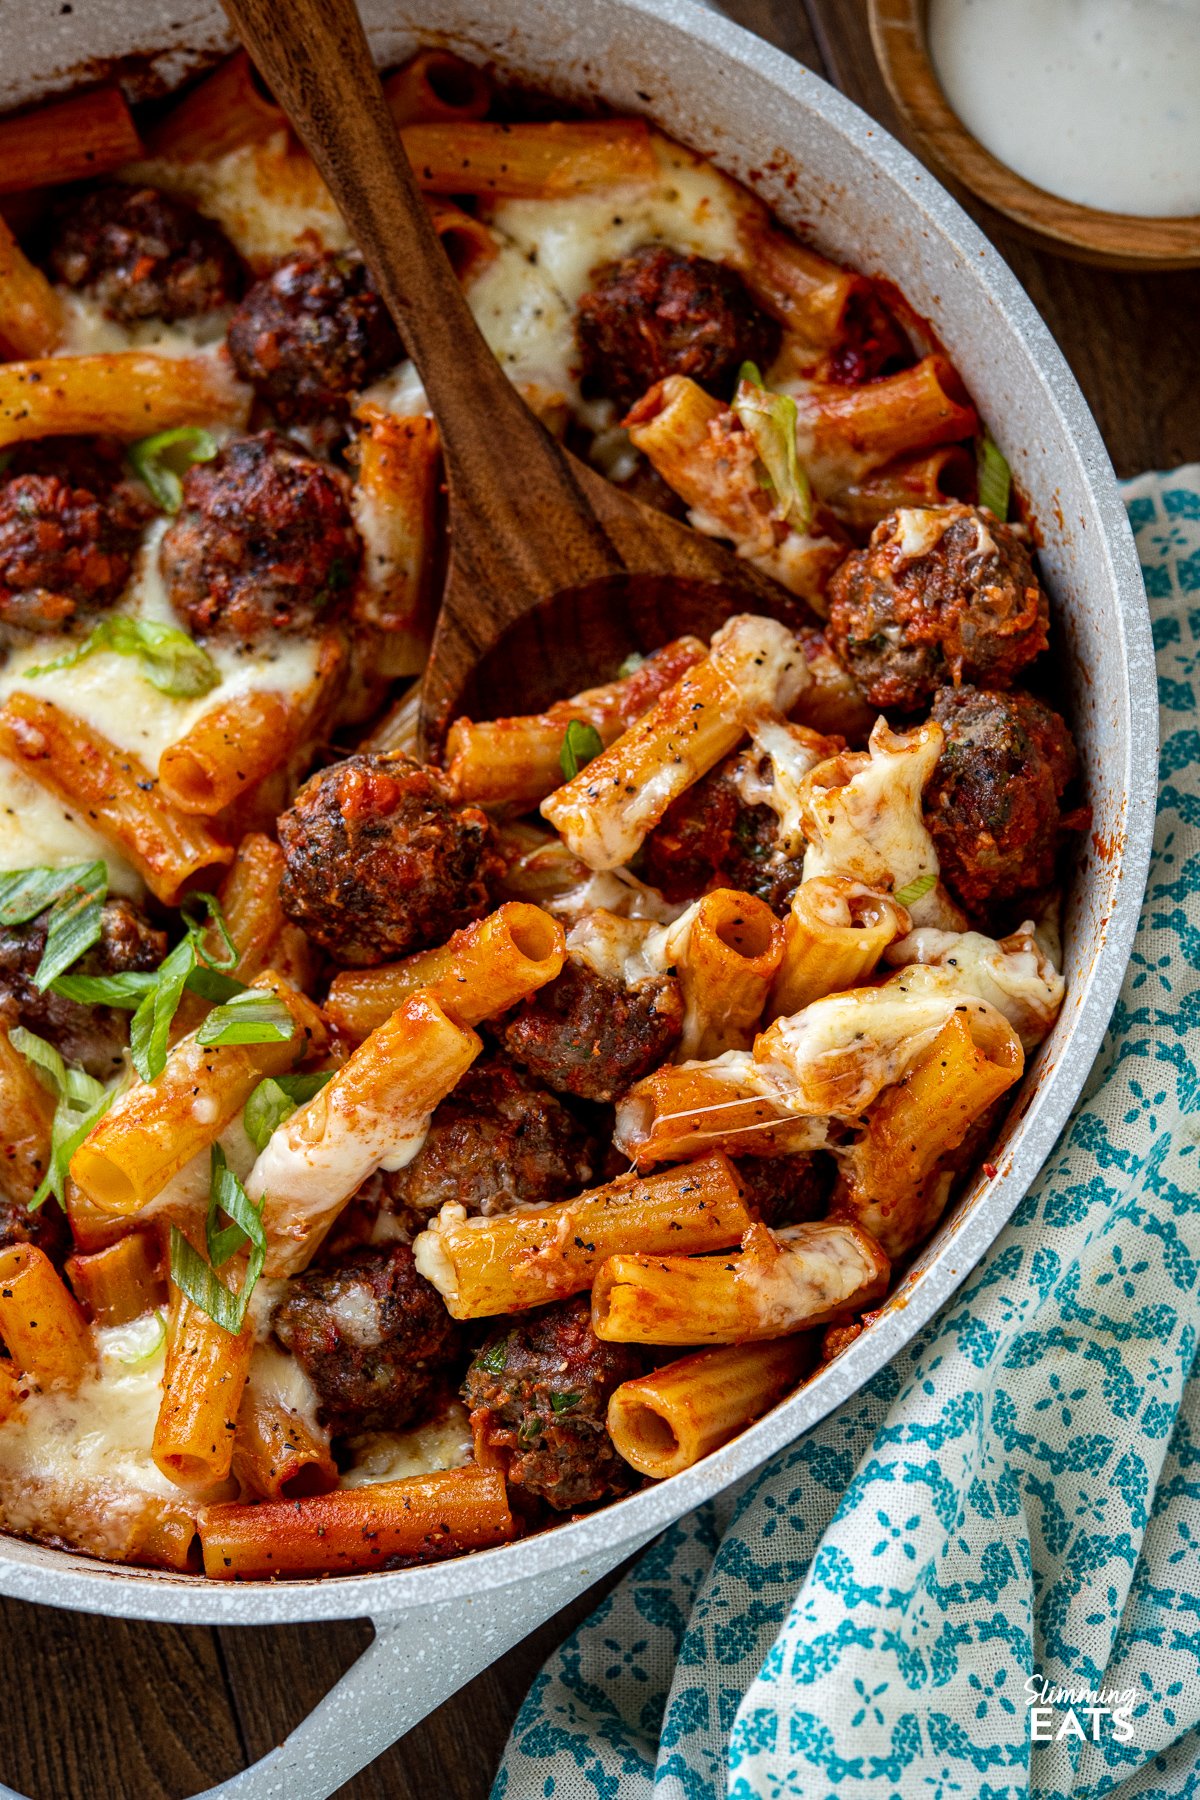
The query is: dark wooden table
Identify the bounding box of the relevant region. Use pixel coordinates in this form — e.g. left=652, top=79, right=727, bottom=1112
left=3, top=6, right=1198, bottom=1799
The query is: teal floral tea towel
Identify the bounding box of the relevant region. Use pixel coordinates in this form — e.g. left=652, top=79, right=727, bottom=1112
left=494, top=468, right=1200, bottom=1800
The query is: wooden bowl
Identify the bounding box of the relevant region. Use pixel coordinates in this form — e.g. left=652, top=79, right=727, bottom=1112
left=869, top=0, right=1200, bottom=268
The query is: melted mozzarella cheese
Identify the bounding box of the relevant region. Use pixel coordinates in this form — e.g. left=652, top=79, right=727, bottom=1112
left=0, top=761, right=143, bottom=896
left=800, top=718, right=963, bottom=929
left=246, top=1341, right=323, bottom=1435
left=341, top=1401, right=473, bottom=1489
left=0, top=1313, right=178, bottom=1559
left=127, top=134, right=352, bottom=261
left=755, top=964, right=1015, bottom=1117
left=884, top=924, right=1065, bottom=1049
left=730, top=720, right=833, bottom=857
left=57, top=292, right=231, bottom=359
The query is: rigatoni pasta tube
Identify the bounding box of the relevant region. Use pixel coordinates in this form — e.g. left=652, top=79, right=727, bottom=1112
left=607, top=1337, right=810, bottom=1478
left=837, top=1010, right=1023, bottom=1258
left=142, top=50, right=286, bottom=161
left=0, top=693, right=234, bottom=904
left=349, top=406, right=439, bottom=673
left=791, top=357, right=978, bottom=496
left=199, top=1466, right=515, bottom=1578
left=592, top=1220, right=890, bottom=1346
left=623, top=378, right=846, bottom=604
left=768, top=878, right=910, bottom=1020
left=827, top=447, right=974, bottom=532
left=399, top=118, right=657, bottom=197
left=0, top=1018, right=55, bottom=1210
left=659, top=889, right=784, bottom=1059
left=446, top=637, right=707, bottom=810
left=0, top=353, right=250, bottom=450
left=65, top=1233, right=164, bottom=1327
left=0, top=85, right=140, bottom=194
left=383, top=49, right=492, bottom=126
left=70, top=974, right=328, bottom=1217
left=615, top=1061, right=825, bottom=1166
left=412, top=1152, right=752, bottom=1320
left=251, top=993, right=481, bottom=1276
left=232, top=1376, right=337, bottom=1502
left=158, top=633, right=345, bottom=817
left=542, top=615, right=808, bottom=871
left=153, top=1282, right=253, bottom=1489
left=733, top=215, right=862, bottom=354
left=325, top=903, right=564, bottom=1041
left=0, top=1244, right=94, bottom=1390
left=0, top=215, right=64, bottom=359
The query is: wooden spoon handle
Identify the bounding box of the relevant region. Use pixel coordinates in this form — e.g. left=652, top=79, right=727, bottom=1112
left=218, top=0, right=546, bottom=464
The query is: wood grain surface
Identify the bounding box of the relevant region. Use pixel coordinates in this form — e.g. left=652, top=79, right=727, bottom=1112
left=2, top=5, right=1198, bottom=1799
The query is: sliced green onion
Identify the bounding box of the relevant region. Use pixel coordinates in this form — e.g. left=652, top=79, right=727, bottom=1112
left=169, top=1146, right=266, bottom=1335
left=128, top=425, right=218, bottom=514
left=120, top=1310, right=167, bottom=1367
left=548, top=1390, right=581, bottom=1413
left=732, top=367, right=814, bottom=534
left=976, top=432, right=1011, bottom=522
left=617, top=652, right=646, bottom=679
left=182, top=890, right=239, bottom=972
left=10, top=1026, right=112, bottom=1209
left=33, top=862, right=107, bottom=990
left=244, top=1070, right=334, bottom=1155
left=129, top=935, right=196, bottom=1084
left=25, top=614, right=220, bottom=700
left=559, top=718, right=604, bottom=781
left=894, top=871, right=937, bottom=908
left=184, top=965, right=247, bottom=1005
left=0, top=861, right=108, bottom=989
left=195, top=990, right=295, bottom=1050
left=0, top=863, right=103, bottom=927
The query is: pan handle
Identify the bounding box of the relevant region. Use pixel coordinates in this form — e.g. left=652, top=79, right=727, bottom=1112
left=191, top=1548, right=633, bottom=1800
left=0, top=1544, right=636, bottom=1800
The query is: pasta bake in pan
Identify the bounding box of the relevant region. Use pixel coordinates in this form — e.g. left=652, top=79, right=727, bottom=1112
left=0, top=50, right=1084, bottom=1579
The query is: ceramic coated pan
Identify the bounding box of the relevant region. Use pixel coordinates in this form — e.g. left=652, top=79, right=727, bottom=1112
left=0, top=4, right=1156, bottom=1795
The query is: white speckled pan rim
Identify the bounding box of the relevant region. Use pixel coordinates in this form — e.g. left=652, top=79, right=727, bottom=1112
left=0, top=0, right=1156, bottom=1626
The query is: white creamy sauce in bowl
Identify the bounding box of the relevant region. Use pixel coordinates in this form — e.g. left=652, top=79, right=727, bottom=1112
left=929, top=0, right=1200, bottom=216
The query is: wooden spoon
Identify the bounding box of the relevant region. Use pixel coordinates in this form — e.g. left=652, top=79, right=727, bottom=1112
left=220, top=0, right=804, bottom=752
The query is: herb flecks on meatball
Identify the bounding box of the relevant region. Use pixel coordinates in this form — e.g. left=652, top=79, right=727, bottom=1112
left=227, top=252, right=403, bottom=423
left=827, top=503, right=1050, bottom=713
left=0, top=439, right=149, bottom=632
left=46, top=184, right=244, bottom=323
left=463, top=1295, right=642, bottom=1511
left=0, top=897, right=166, bottom=1079
left=277, top=752, right=500, bottom=967
left=923, top=685, right=1083, bottom=920
left=160, top=431, right=360, bottom=641
left=385, top=1052, right=596, bottom=1219
left=272, top=1243, right=462, bottom=1435
left=575, top=244, right=781, bottom=413
left=495, top=957, right=684, bottom=1104
left=643, top=756, right=806, bottom=915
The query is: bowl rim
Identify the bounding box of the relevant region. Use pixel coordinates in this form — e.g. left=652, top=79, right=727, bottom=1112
left=0, top=0, right=1158, bottom=1625
left=868, top=0, right=1200, bottom=269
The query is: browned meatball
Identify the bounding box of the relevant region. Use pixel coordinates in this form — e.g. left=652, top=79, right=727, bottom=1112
left=827, top=504, right=1050, bottom=712
left=575, top=244, right=781, bottom=413
left=463, top=1295, right=642, bottom=1511
left=278, top=752, right=500, bottom=966
left=734, top=1154, right=830, bottom=1229
left=0, top=898, right=166, bottom=1079
left=0, top=1192, right=70, bottom=1265
left=160, top=431, right=360, bottom=640
left=385, top=1052, right=596, bottom=1219
left=495, top=958, right=684, bottom=1103
left=46, top=184, right=244, bottom=323
left=923, top=685, right=1082, bottom=919
left=227, top=252, right=403, bottom=423
left=0, top=441, right=149, bottom=632
left=272, top=1243, right=462, bottom=1435
left=643, top=757, right=806, bottom=915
